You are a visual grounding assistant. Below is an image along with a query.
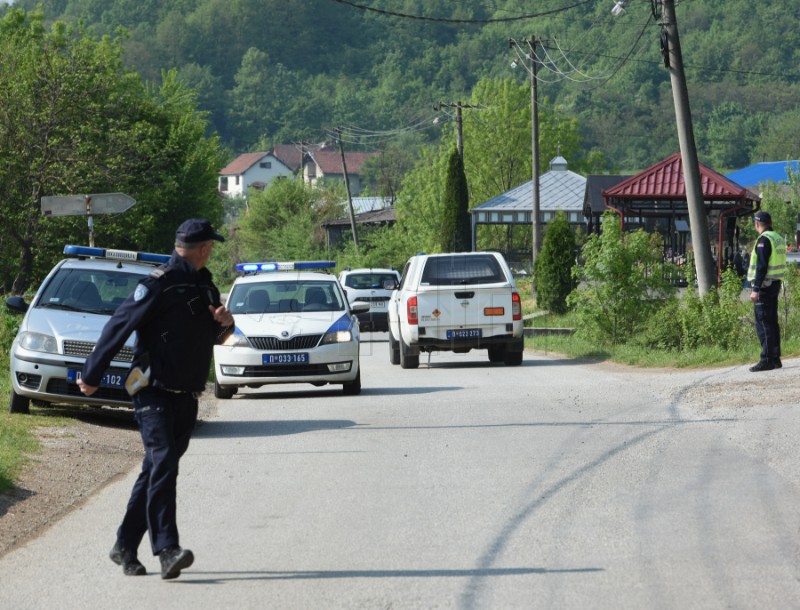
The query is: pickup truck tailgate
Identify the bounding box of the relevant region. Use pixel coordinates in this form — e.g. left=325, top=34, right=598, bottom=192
left=416, top=286, right=514, bottom=339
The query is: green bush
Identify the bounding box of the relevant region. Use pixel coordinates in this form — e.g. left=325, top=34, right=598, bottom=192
left=533, top=212, right=576, bottom=315
left=567, top=213, right=673, bottom=345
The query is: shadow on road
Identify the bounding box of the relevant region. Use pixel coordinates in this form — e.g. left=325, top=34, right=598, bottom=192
left=195, top=418, right=360, bottom=438
left=22, top=404, right=137, bottom=429
left=179, top=565, right=604, bottom=583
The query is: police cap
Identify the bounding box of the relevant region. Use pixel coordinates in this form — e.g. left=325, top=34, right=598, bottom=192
left=176, top=218, right=225, bottom=243
left=753, top=210, right=772, bottom=224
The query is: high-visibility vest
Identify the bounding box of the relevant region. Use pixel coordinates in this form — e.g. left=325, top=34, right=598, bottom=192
left=747, top=230, right=787, bottom=282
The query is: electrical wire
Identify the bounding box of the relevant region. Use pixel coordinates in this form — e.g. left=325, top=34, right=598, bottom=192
left=330, top=0, right=596, bottom=24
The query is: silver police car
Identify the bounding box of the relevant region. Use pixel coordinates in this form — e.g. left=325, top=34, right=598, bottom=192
left=6, top=245, right=170, bottom=414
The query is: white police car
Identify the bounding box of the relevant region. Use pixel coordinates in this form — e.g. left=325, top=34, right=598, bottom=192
left=213, top=261, right=369, bottom=398
left=6, top=245, right=171, bottom=414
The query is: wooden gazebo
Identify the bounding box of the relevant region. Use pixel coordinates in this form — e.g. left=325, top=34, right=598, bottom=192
left=602, top=152, right=760, bottom=281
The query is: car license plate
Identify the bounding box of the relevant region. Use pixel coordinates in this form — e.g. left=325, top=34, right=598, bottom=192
left=263, top=353, right=309, bottom=364
left=67, top=369, right=125, bottom=388
left=447, top=329, right=482, bottom=339
left=371, top=301, right=385, bottom=309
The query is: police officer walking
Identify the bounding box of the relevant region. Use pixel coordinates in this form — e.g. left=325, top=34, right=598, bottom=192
left=78, top=219, right=234, bottom=579
left=747, top=210, right=787, bottom=372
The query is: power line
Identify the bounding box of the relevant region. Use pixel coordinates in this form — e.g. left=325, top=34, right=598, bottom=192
left=330, top=0, right=596, bottom=24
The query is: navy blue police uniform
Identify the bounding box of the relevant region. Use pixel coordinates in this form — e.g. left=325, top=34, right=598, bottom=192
left=81, top=220, right=230, bottom=577
left=747, top=210, right=787, bottom=372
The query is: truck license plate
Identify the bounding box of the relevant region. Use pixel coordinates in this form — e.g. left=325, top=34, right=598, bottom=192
left=447, top=329, right=482, bottom=339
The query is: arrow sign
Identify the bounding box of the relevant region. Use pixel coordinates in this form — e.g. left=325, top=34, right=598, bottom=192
left=41, top=193, right=136, bottom=216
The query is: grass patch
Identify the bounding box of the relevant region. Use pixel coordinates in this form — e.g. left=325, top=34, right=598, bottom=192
left=525, top=322, right=800, bottom=369
left=0, top=411, right=42, bottom=492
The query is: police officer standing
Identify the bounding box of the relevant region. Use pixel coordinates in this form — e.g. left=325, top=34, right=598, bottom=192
left=747, top=210, right=787, bottom=372
left=78, top=219, right=234, bottom=579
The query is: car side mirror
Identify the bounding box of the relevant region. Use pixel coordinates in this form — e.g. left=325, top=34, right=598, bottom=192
left=6, top=295, right=29, bottom=313
left=351, top=302, right=370, bottom=314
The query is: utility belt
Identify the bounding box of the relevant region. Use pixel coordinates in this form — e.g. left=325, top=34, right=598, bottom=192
left=151, top=379, right=202, bottom=399
left=125, top=364, right=200, bottom=398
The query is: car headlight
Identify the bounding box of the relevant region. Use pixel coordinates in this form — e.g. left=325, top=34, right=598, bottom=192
left=19, top=331, right=59, bottom=354
left=222, top=332, right=250, bottom=347
left=320, top=330, right=353, bottom=345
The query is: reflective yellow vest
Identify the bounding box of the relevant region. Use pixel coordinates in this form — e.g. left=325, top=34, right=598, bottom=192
left=747, top=230, right=787, bottom=282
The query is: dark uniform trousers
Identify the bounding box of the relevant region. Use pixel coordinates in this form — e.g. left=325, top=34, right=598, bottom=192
left=117, top=387, right=198, bottom=556
left=754, top=281, right=781, bottom=362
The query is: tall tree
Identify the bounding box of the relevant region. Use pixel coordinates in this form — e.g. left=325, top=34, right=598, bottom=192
left=533, top=212, right=576, bottom=314
left=0, top=8, right=223, bottom=294
left=440, top=148, right=470, bottom=252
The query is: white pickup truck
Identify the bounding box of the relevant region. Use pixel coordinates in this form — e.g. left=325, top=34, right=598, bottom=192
left=387, top=252, right=524, bottom=368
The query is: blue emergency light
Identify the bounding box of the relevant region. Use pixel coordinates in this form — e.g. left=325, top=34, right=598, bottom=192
left=64, top=245, right=170, bottom=264
left=235, top=260, right=336, bottom=274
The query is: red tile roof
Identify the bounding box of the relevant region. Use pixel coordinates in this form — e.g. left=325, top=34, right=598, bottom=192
left=219, top=152, right=268, bottom=176
left=604, top=152, right=749, bottom=200
left=309, top=151, right=376, bottom=176
left=272, top=143, right=322, bottom=172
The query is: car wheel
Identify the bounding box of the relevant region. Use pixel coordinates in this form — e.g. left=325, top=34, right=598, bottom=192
left=503, top=340, right=524, bottom=366
left=488, top=345, right=505, bottom=363
left=399, top=337, right=419, bottom=369
left=342, top=367, right=361, bottom=395
left=389, top=333, right=400, bottom=365
left=10, top=390, right=30, bottom=414
left=214, top=378, right=235, bottom=399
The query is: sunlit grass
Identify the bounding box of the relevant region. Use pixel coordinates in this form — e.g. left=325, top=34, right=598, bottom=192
left=524, top=316, right=800, bottom=369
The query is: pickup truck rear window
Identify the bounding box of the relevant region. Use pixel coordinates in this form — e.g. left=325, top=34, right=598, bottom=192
left=420, top=255, right=506, bottom=286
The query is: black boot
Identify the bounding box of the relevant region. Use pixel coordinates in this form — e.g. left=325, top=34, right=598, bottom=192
left=749, top=360, right=775, bottom=372
left=159, top=545, right=194, bottom=580
left=109, top=542, right=146, bottom=576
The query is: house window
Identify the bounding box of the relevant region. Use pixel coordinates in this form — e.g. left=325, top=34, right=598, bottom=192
left=235, top=176, right=240, bottom=186
left=219, top=177, right=228, bottom=192
left=259, top=162, right=272, bottom=169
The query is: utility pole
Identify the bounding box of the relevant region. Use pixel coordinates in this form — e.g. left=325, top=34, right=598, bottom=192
left=661, top=0, right=714, bottom=294
left=334, top=127, right=359, bottom=250
left=509, top=35, right=542, bottom=272
left=433, top=102, right=479, bottom=161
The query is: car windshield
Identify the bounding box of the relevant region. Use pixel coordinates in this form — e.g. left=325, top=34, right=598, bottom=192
left=37, top=268, right=144, bottom=314
left=228, top=280, right=345, bottom=314
left=343, top=273, right=398, bottom=290
left=420, top=255, right=507, bottom=286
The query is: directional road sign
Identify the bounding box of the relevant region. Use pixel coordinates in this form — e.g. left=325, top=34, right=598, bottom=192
left=41, top=193, right=136, bottom=216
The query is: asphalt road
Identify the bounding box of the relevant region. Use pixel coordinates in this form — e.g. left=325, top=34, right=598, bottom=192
left=2, top=335, right=800, bottom=609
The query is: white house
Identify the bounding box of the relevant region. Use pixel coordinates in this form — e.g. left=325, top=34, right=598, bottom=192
left=218, top=148, right=299, bottom=198
left=219, top=143, right=379, bottom=198
left=303, top=147, right=377, bottom=197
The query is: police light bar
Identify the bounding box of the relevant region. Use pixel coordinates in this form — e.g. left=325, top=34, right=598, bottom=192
left=235, top=261, right=336, bottom=273
left=64, top=245, right=170, bottom=264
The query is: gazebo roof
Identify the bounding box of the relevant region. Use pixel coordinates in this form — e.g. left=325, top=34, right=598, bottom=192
left=604, top=152, right=752, bottom=201
left=473, top=157, right=586, bottom=214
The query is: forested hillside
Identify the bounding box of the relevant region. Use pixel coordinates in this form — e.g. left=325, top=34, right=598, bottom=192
left=7, top=0, right=799, bottom=175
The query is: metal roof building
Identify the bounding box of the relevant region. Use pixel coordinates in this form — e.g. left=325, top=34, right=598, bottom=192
left=470, top=156, right=587, bottom=251
left=603, top=152, right=759, bottom=281
left=725, top=160, right=800, bottom=189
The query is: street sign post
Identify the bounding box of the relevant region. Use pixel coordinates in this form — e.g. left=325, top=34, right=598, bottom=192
left=41, top=193, right=136, bottom=246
